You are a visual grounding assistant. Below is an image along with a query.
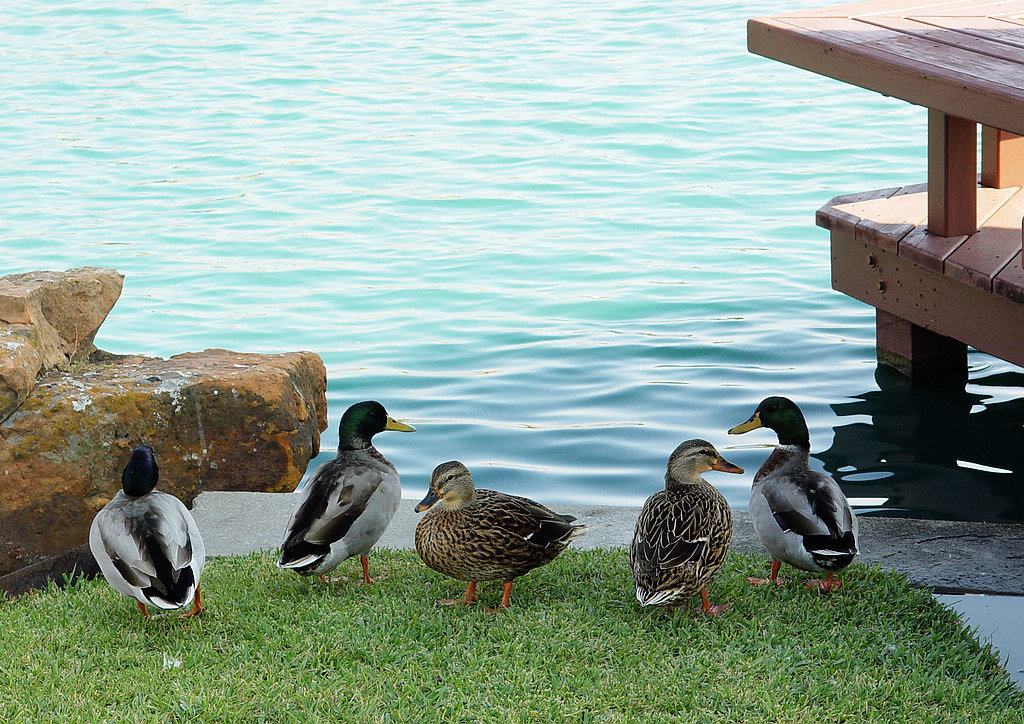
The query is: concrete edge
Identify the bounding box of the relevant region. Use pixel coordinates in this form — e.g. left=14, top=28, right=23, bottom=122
left=4, top=492, right=1023, bottom=598
left=193, top=491, right=1024, bottom=597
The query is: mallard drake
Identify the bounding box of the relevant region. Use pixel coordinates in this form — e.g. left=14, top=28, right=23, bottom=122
left=630, top=439, right=742, bottom=615
left=729, top=396, right=858, bottom=591
left=414, top=460, right=587, bottom=610
left=278, top=400, right=415, bottom=582
left=89, top=445, right=206, bottom=619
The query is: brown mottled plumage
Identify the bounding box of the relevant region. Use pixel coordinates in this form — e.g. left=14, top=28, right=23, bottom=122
left=630, top=439, right=741, bottom=614
left=414, top=461, right=587, bottom=610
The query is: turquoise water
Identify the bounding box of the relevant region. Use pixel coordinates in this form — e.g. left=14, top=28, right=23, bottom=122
left=2, top=0, right=1022, bottom=521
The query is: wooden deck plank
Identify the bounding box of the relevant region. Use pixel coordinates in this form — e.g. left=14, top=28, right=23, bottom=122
left=817, top=185, right=1018, bottom=272
left=916, top=16, right=1024, bottom=51
left=898, top=186, right=1018, bottom=271
left=795, top=0, right=983, bottom=19
left=748, top=15, right=1024, bottom=135
left=944, top=186, right=1024, bottom=289
left=831, top=184, right=927, bottom=251
left=792, top=0, right=1024, bottom=18
left=897, top=227, right=967, bottom=272
left=909, top=0, right=1024, bottom=16
left=993, top=250, right=1024, bottom=303
left=863, top=16, right=1024, bottom=62
left=815, top=187, right=901, bottom=239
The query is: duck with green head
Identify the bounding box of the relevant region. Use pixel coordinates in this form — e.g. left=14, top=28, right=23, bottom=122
left=729, top=396, right=858, bottom=591
left=414, top=460, right=587, bottom=611
left=278, top=400, right=415, bottom=583
left=89, top=445, right=206, bottom=619
left=630, top=439, right=742, bottom=614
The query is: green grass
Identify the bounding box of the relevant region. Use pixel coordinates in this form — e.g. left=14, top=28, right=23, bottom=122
left=1, top=550, right=1021, bottom=722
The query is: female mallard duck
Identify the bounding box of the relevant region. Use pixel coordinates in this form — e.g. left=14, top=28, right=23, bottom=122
left=414, top=461, right=587, bottom=610
left=630, top=439, right=742, bottom=615
left=278, top=400, right=415, bottom=583
left=89, top=445, right=206, bottom=619
left=728, top=396, right=858, bottom=591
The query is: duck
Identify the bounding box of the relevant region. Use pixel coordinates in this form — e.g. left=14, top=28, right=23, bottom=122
left=89, top=445, right=206, bottom=619
left=278, top=400, right=415, bottom=582
left=728, top=396, right=858, bottom=591
left=414, top=460, right=587, bottom=610
left=630, top=439, right=742, bottom=614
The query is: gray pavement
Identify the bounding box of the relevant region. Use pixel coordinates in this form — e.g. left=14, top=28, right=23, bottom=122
left=191, top=491, right=1024, bottom=688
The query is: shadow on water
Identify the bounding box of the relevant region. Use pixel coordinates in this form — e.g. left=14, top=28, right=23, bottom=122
left=818, top=366, right=1024, bottom=523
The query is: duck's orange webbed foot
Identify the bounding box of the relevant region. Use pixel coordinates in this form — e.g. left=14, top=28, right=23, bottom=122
left=699, top=589, right=730, bottom=615
left=180, top=586, right=206, bottom=618
left=748, top=561, right=786, bottom=587
left=482, top=581, right=513, bottom=613
left=805, top=573, right=843, bottom=592
left=437, top=581, right=479, bottom=607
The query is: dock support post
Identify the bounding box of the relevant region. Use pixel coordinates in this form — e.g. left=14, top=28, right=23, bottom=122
left=981, top=127, right=1024, bottom=188
left=927, top=111, right=977, bottom=238
left=875, top=310, right=967, bottom=385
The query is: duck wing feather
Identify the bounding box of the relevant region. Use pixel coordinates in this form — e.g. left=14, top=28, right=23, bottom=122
left=279, top=453, right=392, bottom=565
left=761, top=469, right=857, bottom=552
left=630, top=486, right=731, bottom=602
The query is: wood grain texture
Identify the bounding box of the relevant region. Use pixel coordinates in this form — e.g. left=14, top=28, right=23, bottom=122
left=748, top=3, right=1024, bottom=135
left=982, top=127, right=1024, bottom=187
left=945, top=185, right=1024, bottom=289
left=928, top=111, right=977, bottom=237
left=831, top=230, right=1024, bottom=367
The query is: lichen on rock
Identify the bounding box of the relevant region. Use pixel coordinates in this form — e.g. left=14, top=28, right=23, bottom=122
left=0, top=268, right=328, bottom=576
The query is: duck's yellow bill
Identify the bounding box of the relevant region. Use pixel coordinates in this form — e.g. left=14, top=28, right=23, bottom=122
left=386, top=417, right=416, bottom=432
left=728, top=412, right=762, bottom=435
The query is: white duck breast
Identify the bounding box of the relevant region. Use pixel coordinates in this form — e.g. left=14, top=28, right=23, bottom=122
left=89, top=490, right=206, bottom=610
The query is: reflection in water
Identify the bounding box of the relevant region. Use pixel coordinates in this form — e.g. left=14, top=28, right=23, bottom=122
left=818, top=366, right=1024, bottom=523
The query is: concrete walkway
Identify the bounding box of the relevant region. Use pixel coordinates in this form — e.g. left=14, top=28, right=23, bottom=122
left=192, top=491, right=1024, bottom=687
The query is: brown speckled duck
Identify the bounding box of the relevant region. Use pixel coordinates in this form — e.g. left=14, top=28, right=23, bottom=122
left=414, top=460, right=587, bottom=610
left=630, top=439, right=742, bottom=614
left=729, top=396, right=858, bottom=591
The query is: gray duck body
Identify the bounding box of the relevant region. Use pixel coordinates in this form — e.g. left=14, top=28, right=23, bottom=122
left=750, top=444, right=858, bottom=574
left=279, top=446, right=401, bottom=576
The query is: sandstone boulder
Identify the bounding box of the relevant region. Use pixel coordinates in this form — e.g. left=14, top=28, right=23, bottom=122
left=0, top=348, right=327, bottom=575
left=0, top=268, right=329, bottom=576
left=0, top=267, right=123, bottom=419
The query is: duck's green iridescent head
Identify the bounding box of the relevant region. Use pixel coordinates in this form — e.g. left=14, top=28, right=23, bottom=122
left=728, top=396, right=810, bottom=447
left=337, top=400, right=415, bottom=451
left=121, top=445, right=159, bottom=497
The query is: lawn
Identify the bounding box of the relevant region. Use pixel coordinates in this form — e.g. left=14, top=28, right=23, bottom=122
left=1, top=549, right=1020, bottom=722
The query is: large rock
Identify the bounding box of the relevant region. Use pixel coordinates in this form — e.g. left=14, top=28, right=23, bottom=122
left=0, top=267, right=123, bottom=419
left=0, top=268, right=329, bottom=576
left=0, top=348, right=327, bottom=575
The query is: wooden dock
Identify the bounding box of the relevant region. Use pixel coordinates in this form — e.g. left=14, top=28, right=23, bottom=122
left=749, top=0, right=1024, bottom=380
